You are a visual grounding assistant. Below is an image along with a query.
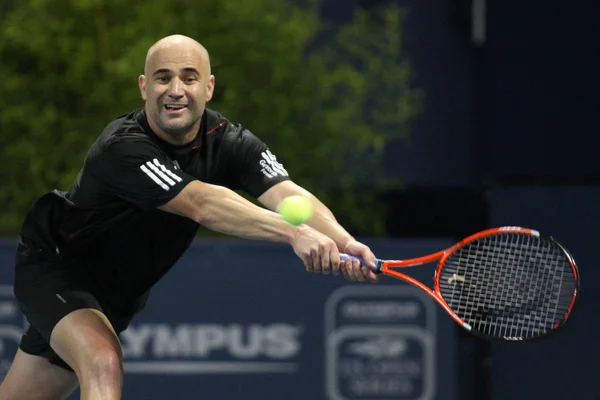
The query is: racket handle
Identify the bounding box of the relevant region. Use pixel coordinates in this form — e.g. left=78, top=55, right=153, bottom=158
left=340, top=254, right=383, bottom=273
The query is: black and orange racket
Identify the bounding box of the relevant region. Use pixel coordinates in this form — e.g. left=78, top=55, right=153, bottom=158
left=341, top=226, right=579, bottom=342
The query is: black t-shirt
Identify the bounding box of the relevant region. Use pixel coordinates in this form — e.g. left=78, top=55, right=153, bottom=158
left=20, top=108, right=289, bottom=308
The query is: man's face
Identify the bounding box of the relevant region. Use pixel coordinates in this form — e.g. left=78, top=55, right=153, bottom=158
left=139, top=43, right=214, bottom=142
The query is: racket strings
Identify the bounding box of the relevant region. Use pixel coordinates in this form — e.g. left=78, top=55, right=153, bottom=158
left=438, top=233, right=576, bottom=339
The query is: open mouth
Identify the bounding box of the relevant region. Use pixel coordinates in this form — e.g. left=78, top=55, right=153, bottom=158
left=164, top=104, right=187, bottom=112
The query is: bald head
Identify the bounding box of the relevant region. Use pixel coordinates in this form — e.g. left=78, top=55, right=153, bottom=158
left=144, top=34, right=211, bottom=77
left=138, top=34, right=216, bottom=145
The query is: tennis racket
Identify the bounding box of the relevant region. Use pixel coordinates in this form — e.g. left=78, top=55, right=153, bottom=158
left=341, top=226, right=579, bottom=342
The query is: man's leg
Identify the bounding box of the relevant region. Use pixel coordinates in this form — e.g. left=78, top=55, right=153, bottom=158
left=49, top=309, right=123, bottom=400
left=12, top=244, right=127, bottom=399
left=0, top=349, right=79, bottom=400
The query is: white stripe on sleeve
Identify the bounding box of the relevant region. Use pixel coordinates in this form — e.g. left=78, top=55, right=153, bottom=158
left=154, top=159, right=182, bottom=182
left=261, top=151, right=288, bottom=177
left=267, top=150, right=288, bottom=176
left=140, top=165, right=169, bottom=191
left=146, top=161, right=176, bottom=186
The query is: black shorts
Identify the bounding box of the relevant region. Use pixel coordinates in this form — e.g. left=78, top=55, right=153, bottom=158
left=14, top=241, right=136, bottom=372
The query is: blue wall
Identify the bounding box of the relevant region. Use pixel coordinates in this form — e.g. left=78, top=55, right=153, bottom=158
left=489, top=187, right=600, bottom=400
left=481, top=0, right=599, bottom=182
left=323, top=1, right=600, bottom=399
left=0, top=238, right=460, bottom=400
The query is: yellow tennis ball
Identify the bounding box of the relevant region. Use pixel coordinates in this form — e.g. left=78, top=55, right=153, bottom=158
left=277, top=195, right=313, bottom=226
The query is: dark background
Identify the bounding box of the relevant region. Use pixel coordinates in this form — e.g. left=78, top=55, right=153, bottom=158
left=325, top=0, right=598, bottom=398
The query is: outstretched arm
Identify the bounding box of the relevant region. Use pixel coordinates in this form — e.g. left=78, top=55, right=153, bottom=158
left=158, top=180, right=339, bottom=269
left=257, top=180, right=378, bottom=282
left=160, top=181, right=296, bottom=242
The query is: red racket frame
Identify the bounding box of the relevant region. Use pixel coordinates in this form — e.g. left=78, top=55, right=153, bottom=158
left=374, top=226, right=579, bottom=334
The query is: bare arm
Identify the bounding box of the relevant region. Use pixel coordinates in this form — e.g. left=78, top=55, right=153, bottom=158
left=257, top=181, right=354, bottom=250
left=258, top=181, right=378, bottom=282
left=159, top=180, right=299, bottom=243
left=158, top=180, right=340, bottom=270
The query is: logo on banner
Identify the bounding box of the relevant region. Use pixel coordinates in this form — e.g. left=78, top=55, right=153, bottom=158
left=121, top=323, right=303, bottom=374
left=0, top=285, right=27, bottom=382
left=325, top=286, right=436, bottom=400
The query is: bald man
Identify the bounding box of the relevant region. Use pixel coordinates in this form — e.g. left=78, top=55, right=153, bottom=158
left=0, top=35, right=377, bottom=399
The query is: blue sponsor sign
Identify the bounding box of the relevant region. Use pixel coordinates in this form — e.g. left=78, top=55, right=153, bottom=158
left=325, top=286, right=436, bottom=400
left=328, top=328, right=434, bottom=400
left=0, top=239, right=457, bottom=400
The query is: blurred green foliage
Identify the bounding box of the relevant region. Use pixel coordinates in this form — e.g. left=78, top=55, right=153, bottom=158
left=0, top=0, right=420, bottom=237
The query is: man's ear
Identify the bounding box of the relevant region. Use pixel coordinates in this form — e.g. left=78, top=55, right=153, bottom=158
left=138, top=75, right=147, bottom=100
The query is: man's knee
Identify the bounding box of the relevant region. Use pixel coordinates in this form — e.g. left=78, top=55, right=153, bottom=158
left=49, top=309, right=122, bottom=380
left=86, top=346, right=123, bottom=382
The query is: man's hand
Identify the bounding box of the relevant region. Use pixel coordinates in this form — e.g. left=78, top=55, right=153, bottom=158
left=290, top=225, right=341, bottom=274
left=289, top=227, right=379, bottom=284
left=338, top=240, right=379, bottom=283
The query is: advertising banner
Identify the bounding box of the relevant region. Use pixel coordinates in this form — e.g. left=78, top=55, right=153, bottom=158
left=0, top=238, right=457, bottom=400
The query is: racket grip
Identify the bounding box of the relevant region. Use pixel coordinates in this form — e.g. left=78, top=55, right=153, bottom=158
left=340, top=254, right=383, bottom=273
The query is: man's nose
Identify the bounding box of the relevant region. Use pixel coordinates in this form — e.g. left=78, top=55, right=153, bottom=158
left=167, top=78, right=184, bottom=98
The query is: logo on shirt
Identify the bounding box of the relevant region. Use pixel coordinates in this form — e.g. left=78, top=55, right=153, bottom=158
left=260, top=150, right=288, bottom=179
left=140, top=159, right=183, bottom=191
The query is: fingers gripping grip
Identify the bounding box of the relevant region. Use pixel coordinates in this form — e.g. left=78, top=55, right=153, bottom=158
left=340, top=254, right=383, bottom=273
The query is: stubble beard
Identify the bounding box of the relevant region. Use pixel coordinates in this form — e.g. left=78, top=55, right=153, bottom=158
left=151, top=107, right=201, bottom=143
